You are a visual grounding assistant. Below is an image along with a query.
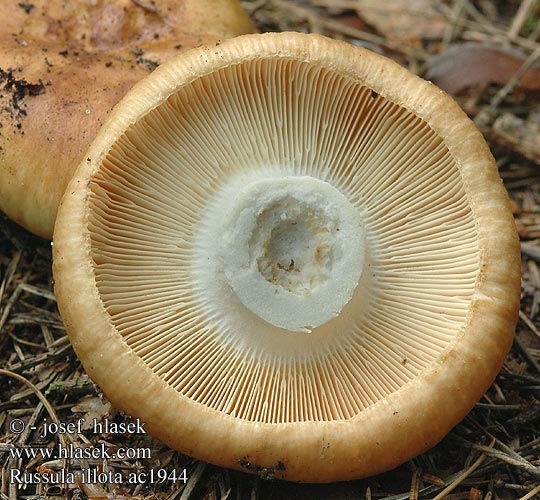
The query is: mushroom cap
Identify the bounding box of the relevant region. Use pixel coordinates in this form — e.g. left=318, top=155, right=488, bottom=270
left=0, top=0, right=255, bottom=239
left=53, top=32, right=521, bottom=482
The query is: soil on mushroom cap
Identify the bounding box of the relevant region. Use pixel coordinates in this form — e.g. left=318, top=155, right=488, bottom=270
left=0, top=67, right=45, bottom=130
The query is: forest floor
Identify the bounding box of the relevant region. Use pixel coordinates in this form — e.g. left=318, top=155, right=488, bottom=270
left=1, top=1, right=540, bottom=499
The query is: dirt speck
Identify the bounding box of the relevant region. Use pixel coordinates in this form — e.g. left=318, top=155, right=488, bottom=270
left=0, top=68, right=46, bottom=131
left=237, top=457, right=286, bottom=480
left=17, top=2, right=34, bottom=14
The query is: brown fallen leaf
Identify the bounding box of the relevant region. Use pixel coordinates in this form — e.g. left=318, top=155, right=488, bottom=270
left=356, top=0, right=447, bottom=42
left=425, top=43, right=540, bottom=94
left=71, top=395, right=113, bottom=431
left=468, top=487, right=483, bottom=500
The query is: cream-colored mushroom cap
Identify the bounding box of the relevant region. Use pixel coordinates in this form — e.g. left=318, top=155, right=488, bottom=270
left=53, top=32, right=521, bottom=482
left=0, top=0, right=254, bottom=239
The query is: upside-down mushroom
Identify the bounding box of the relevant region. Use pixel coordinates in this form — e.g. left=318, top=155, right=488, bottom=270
left=53, top=32, right=521, bottom=482
left=0, top=0, right=254, bottom=238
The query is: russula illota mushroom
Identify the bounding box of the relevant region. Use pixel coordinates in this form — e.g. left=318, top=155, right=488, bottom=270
left=53, top=32, right=521, bottom=482
left=0, top=0, right=255, bottom=239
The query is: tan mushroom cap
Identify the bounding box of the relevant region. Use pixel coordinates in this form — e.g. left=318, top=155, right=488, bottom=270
left=0, top=0, right=254, bottom=239
left=53, top=32, right=521, bottom=482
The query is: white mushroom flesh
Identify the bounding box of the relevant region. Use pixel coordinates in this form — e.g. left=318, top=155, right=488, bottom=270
left=215, top=176, right=366, bottom=332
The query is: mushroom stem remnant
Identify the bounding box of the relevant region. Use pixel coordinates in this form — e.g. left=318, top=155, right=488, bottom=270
left=53, top=32, right=521, bottom=482
left=213, top=176, right=366, bottom=332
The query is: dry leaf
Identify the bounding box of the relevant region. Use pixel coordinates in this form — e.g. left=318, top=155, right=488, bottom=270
left=71, top=395, right=113, bottom=431
left=356, top=0, right=447, bottom=42
left=468, top=487, right=483, bottom=500
left=425, top=43, right=540, bottom=94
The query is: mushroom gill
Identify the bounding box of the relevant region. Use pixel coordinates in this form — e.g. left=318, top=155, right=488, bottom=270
left=53, top=32, right=520, bottom=482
